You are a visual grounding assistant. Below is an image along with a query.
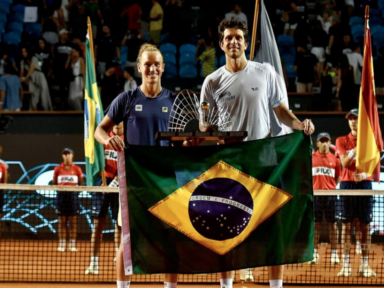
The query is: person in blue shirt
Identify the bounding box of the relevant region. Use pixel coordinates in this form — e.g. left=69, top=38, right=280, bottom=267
left=0, top=64, right=22, bottom=111
left=95, top=44, right=176, bottom=288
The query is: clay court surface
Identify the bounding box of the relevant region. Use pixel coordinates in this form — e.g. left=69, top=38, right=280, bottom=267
left=1, top=240, right=384, bottom=287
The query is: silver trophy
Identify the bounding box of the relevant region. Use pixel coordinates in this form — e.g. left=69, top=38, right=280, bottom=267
left=168, top=90, right=231, bottom=132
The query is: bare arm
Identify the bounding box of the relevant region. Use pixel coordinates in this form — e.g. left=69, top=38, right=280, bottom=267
left=24, top=64, right=36, bottom=80
left=339, top=148, right=356, bottom=168
left=273, top=103, right=315, bottom=134
left=95, top=115, right=125, bottom=151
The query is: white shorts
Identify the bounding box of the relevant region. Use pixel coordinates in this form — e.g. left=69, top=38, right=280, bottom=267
left=284, top=23, right=298, bottom=30
left=311, top=47, right=325, bottom=62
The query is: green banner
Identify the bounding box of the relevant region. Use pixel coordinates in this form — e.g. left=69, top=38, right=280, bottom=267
left=124, top=131, right=314, bottom=274
left=84, top=35, right=104, bottom=186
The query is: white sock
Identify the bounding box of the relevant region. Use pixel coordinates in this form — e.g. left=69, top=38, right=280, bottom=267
left=69, top=239, right=76, bottom=247
left=90, top=256, right=98, bottom=266
left=164, top=282, right=177, bottom=288
left=362, top=256, right=369, bottom=266
left=220, top=278, right=233, bottom=288
left=314, top=248, right=318, bottom=254
left=116, top=280, right=130, bottom=288
left=59, top=239, right=66, bottom=247
left=342, top=254, right=350, bottom=266
left=269, top=279, right=283, bottom=288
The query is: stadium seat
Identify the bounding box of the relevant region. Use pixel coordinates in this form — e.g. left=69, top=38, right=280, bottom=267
left=351, top=24, right=364, bottom=35
left=285, top=63, right=296, bottom=79
left=370, top=16, right=384, bottom=26
left=179, top=53, right=195, bottom=66
left=349, top=16, right=364, bottom=27
left=160, top=43, right=176, bottom=55
left=371, top=26, right=384, bottom=38
left=0, top=2, right=10, bottom=14
left=180, top=44, right=196, bottom=55
left=219, top=54, right=226, bottom=66
left=163, top=52, right=176, bottom=65
left=6, top=21, right=23, bottom=34
left=0, top=0, right=12, bottom=4
left=11, top=4, right=25, bottom=14
left=0, top=18, right=6, bottom=32
left=370, top=8, right=381, bottom=17
left=163, top=63, right=177, bottom=78
left=8, top=13, right=24, bottom=23
left=2, top=31, right=21, bottom=45
left=25, top=22, right=41, bottom=37
left=277, top=34, right=294, bottom=46
left=179, top=64, right=197, bottom=78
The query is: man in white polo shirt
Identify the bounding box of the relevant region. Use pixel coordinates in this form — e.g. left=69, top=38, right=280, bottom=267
left=200, top=18, right=315, bottom=288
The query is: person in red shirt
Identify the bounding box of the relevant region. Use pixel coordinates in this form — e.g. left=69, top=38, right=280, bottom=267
left=53, top=148, right=84, bottom=252
left=121, top=1, right=142, bottom=32
left=335, top=108, right=375, bottom=278
left=85, top=122, right=123, bottom=275
left=311, top=132, right=341, bottom=265
left=0, top=150, right=8, bottom=239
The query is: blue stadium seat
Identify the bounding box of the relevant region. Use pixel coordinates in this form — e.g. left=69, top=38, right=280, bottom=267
left=25, top=22, right=41, bottom=37
left=179, top=53, right=195, bottom=66
left=2, top=31, right=21, bottom=45
left=285, top=63, right=297, bottom=79
left=219, top=54, right=225, bottom=66
left=180, top=44, right=196, bottom=55
left=163, top=52, right=176, bottom=65
left=349, top=16, right=364, bottom=27
left=370, top=17, right=384, bottom=26
left=8, top=13, right=24, bottom=23
left=0, top=0, right=12, bottom=4
left=163, top=63, right=177, bottom=78
left=179, top=64, right=197, bottom=78
left=160, top=43, right=176, bottom=55
left=277, top=34, right=294, bottom=46
left=0, top=2, right=10, bottom=14
left=379, top=0, right=384, bottom=9
left=11, top=4, right=25, bottom=14
left=120, top=46, right=127, bottom=69
left=371, top=26, right=384, bottom=38
left=373, top=34, right=384, bottom=50
left=351, top=24, right=364, bottom=35
left=370, top=8, right=381, bottom=17
left=6, top=21, right=23, bottom=33
left=0, top=17, right=6, bottom=32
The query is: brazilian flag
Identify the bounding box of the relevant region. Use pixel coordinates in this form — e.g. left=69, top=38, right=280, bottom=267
left=84, top=32, right=104, bottom=186
left=124, top=131, right=313, bottom=273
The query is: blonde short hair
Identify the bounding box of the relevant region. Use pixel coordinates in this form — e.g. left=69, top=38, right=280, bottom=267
left=136, top=44, right=163, bottom=63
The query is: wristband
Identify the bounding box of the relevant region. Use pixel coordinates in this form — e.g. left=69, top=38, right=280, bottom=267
left=108, top=179, right=119, bottom=187
left=360, top=172, right=367, bottom=180
left=348, top=150, right=355, bottom=159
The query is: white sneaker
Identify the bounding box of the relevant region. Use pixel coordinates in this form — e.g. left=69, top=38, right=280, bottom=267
left=310, top=252, right=319, bottom=264
left=359, top=264, right=376, bottom=277
left=69, top=246, right=78, bottom=252
left=355, top=243, right=362, bottom=254
left=331, top=253, right=340, bottom=264
left=85, top=264, right=99, bottom=275
left=57, top=246, right=66, bottom=252
left=337, top=264, right=352, bottom=277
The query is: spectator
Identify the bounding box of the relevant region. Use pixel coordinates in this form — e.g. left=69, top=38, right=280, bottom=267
left=316, top=0, right=336, bottom=16
left=346, top=42, right=363, bottom=87
left=164, top=0, right=182, bottom=40
left=344, top=0, right=354, bottom=17
left=52, top=29, right=73, bottom=109
left=53, top=0, right=70, bottom=29
left=100, top=62, right=124, bottom=109
left=224, top=2, right=248, bottom=28
left=68, top=0, right=88, bottom=40
left=95, top=24, right=120, bottom=81
left=19, top=47, right=52, bottom=111
left=283, top=0, right=301, bottom=35
left=294, top=43, right=318, bottom=92
left=340, top=33, right=353, bottom=55
left=374, top=47, right=384, bottom=94
left=72, top=35, right=86, bottom=58
left=123, top=67, right=137, bottom=92
left=121, top=1, right=142, bottom=32
left=148, top=0, right=164, bottom=47
left=196, top=38, right=216, bottom=77
left=320, top=62, right=337, bottom=110
left=121, top=29, right=143, bottom=79
left=310, top=20, right=328, bottom=80
left=66, top=46, right=85, bottom=111
left=336, top=54, right=356, bottom=111
left=317, top=11, right=332, bottom=34
left=85, top=0, right=104, bottom=39
left=42, top=10, right=60, bottom=46
left=0, top=64, right=22, bottom=111
left=35, top=38, right=53, bottom=81
left=327, top=15, right=344, bottom=60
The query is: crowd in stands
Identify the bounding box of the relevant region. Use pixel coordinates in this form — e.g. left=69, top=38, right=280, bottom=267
left=0, top=0, right=384, bottom=111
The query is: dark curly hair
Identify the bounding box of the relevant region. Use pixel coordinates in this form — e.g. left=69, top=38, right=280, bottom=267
left=218, top=19, right=249, bottom=43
